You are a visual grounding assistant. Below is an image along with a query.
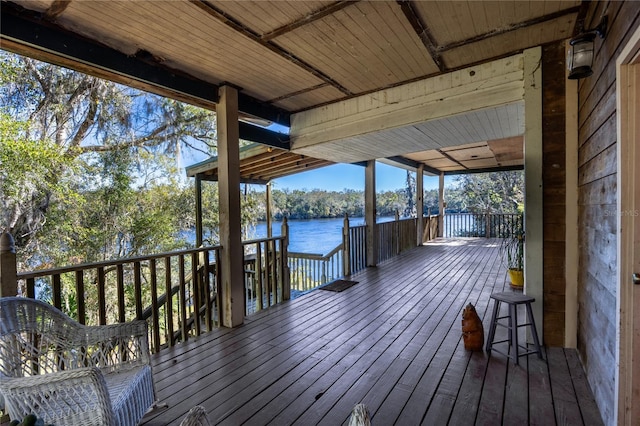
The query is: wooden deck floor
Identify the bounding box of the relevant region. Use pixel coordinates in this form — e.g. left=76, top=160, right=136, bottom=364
left=140, top=238, right=603, bottom=426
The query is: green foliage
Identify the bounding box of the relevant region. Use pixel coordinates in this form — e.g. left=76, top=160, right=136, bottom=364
left=449, top=171, right=524, bottom=213
left=500, top=225, right=525, bottom=270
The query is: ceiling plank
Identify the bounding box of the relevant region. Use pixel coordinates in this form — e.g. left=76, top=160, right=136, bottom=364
left=190, top=0, right=352, bottom=96
left=396, top=0, right=445, bottom=72
left=261, top=1, right=358, bottom=41
left=437, top=5, right=581, bottom=52
left=291, top=54, right=524, bottom=150
left=0, top=3, right=291, bottom=127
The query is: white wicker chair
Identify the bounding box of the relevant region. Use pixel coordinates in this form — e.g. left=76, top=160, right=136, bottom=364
left=179, top=405, right=211, bottom=426
left=0, top=297, right=156, bottom=426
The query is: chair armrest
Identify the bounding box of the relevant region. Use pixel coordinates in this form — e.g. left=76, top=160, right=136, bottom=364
left=83, top=320, right=150, bottom=371
left=0, top=367, right=114, bottom=426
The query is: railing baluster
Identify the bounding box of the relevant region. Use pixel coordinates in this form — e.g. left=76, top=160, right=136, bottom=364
left=117, top=264, right=125, bottom=323
left=191, top=252, right=201, bottom=336
left=97, top=266, right=106, bottom=325
left=179, top=254, right=188, bottom=342
left=203, top=250, right=212, bottom=332
left=164, top=256, right=174, bottom=347
left=75, top=270, right=85, bottom=325
left=26, top=277, right=35, bottom=299
left=52, top=274, right=61, bottom=310
left=150, top=259, right=160, bottom=353
left=256, top=242, right=263, bottom=311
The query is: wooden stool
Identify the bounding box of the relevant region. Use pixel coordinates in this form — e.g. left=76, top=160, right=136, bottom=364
left=485, top=291, right=543, bottom=365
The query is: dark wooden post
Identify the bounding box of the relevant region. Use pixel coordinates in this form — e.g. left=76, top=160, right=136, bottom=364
left=438, top=172, right=445, bottom=237
left=342, top=214, right=351, bottom=277
left=0, top=232, right=17, bottom=297
left=281, top=217, right=290, bottom=301
left=417, top=164, right=424, bottom=246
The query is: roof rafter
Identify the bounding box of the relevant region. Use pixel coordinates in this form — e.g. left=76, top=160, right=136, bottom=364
left=397, top=0, right=446, bottom=72
left=190, top=0, right=353, bottom=96
left=0, top=2, right=291, bottom=129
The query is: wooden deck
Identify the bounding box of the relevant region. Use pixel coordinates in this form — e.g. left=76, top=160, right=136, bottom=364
left=140, top=238, right=603, bottom=426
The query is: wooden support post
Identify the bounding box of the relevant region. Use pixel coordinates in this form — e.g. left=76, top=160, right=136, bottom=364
left=266, top=182, right=273, bottom=238
left=0, top=232, right=17, bottom=297
left=195, top=175, right=203, bottom=247
left=365, top=160, right=377, bottom=267
left=281, top=217, right=290, bottom=301
left=343, top=214, right=351, bottom=277
left=438, top=172, right=445, bottom=237
left=217, top=85, right=244, bottom=328
left=417, top=165, right=424, bottom=246
left=524, top=46, right=544, bottom=343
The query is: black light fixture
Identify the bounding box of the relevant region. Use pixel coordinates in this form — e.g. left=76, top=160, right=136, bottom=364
left=568, top=16, right=607, bottom=79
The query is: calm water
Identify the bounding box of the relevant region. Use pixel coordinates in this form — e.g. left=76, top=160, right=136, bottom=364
left=248, top=217, right=363, bottom=254
left=245, top=216, right=396, bottom=254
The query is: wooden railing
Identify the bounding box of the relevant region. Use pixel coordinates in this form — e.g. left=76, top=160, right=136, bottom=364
left=376, top=218, right=417, bottom=263
left=242, top=236, right=289, bottom=315
left=14, top=246, right=221, bottom=353
left=443, top=213, right=523, bottom=238
left=288, top=243, right=343, bottom=293
left=423, top=214, right=440, bottom=242
left=0, top=212, right=446, bottom=352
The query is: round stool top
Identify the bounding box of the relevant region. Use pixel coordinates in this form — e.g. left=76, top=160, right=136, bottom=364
left=490, top=291, right=535, bottom=304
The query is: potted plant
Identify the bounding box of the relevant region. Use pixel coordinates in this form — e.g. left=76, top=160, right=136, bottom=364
left=500, top=229, right=524, bottom=288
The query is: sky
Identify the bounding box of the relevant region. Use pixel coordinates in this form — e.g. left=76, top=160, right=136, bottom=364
left=272, top=162, right=449, bottom=192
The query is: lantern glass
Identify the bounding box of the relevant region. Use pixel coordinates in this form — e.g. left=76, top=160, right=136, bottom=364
left=568, top=35, right=595, bottom=79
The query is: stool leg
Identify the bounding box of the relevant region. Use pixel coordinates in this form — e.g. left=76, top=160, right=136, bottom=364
left=486, top=300, right=500, bottom=352
left=509, top=303, right=519, bottom=365
left=525, top=303, right=543, bottom=359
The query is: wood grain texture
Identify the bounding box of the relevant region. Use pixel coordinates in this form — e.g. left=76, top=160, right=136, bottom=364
left=576, top=3, right=640, bottom=422
left=138, top=239, right=602, bottom=426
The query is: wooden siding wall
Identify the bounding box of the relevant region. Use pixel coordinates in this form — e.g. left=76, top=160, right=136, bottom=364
left=542, top=41, right=567, bottom=347
left=577, top=3, right=640, bottom=425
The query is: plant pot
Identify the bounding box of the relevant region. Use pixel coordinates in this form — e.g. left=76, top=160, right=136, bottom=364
left=508, top=268, right=524, bottom=288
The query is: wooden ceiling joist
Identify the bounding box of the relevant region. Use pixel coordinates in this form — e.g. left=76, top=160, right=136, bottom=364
left=0, top=3, right=291, bottom=127
left=190, top=0, right=352, bottom=97
left=185, top=143, right=334, bottom=183
left=396, top=0, right=445, bottom=72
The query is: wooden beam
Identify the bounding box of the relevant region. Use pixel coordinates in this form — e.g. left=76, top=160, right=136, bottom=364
left=437, top=6, right=582, bottom=52
left=44, top=0, right=71, bottom=20
left=0, top=4, right=291, bottom=126
left=261, top=1, right=359, bottom=41
left=238, top=122, right=290, bottom=150
left=190, top=0, right=352, bottom=96
left=291, top=54, right=524, bottom=150
left=396, top=0, right=445, bottom=72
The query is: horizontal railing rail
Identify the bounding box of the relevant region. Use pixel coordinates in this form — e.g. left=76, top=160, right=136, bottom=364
left=288, top=243, right=343, bottom=293
left=16, top=245, right=221, bottom=353
left=242, top=235, right=289, bottom=315
left=443, top=213, right=523, bottom=238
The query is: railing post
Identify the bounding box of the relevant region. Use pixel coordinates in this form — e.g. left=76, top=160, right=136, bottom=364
left=342, top=214, right=351, bottom=277
left=0, top=232, right=18, bottom=297
left=485, top=212, right=491, bottom=238
left=281, top=217, right=290, bottom=301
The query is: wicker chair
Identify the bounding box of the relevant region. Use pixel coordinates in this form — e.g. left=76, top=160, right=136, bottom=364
left=0, top=297, right=155, bottom=426
left=179, top=405, right=211, bottom=426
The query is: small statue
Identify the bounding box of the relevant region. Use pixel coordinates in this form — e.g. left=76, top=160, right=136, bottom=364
left=462, top=303, right=484, bottom=351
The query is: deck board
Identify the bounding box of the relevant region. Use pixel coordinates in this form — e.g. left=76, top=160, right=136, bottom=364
left=140, top=238, right=603, bottom=426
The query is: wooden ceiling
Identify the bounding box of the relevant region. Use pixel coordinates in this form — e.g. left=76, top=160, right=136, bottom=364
left=1, top=0, right=583, bottom=176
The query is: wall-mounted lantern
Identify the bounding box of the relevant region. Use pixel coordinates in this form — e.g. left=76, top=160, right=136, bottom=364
left=568, top=16, right=607, bottom=80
